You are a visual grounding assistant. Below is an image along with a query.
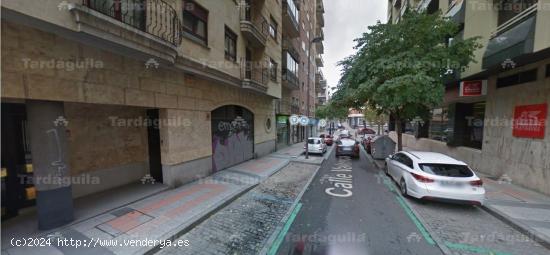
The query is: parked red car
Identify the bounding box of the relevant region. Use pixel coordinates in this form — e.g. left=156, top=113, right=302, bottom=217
left=324, top=135, right=334, bottom=146
left=358, top=128, right=376, bottom=135
left=361, top=135, right=377, bottom=154
left=319, top=134, right=334, bottom=146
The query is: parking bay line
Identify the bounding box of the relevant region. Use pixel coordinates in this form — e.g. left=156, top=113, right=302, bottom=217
left=267, top=202, right=303, bottom=255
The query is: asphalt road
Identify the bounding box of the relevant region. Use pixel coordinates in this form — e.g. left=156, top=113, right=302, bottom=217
left=276, top=146, right=444, bottom=255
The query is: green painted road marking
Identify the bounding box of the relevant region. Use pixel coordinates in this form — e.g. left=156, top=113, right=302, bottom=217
left=267, top=202, right=303, bottom=255
left=380, top=172, right=517, bottom=255
left=395, top=195, right=437, bottom=246
left=445, top=241, right=514, bottom=255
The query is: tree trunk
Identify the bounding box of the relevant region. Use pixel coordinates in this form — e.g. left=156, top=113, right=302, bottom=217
left=395, top=118, right=403, bottom=151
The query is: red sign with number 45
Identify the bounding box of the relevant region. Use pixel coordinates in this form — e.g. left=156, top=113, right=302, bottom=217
left=512, top=103, right=548, bottom=139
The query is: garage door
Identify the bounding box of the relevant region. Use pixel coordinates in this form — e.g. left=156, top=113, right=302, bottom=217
left=211, top=105, right=254, bottom=172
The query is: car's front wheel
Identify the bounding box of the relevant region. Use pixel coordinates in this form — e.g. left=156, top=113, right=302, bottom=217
left=384, top=163, right=389, bottom=176
left=400, top=178, right=408, bottom=196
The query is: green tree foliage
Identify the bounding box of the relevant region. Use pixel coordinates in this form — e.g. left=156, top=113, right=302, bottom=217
left=328, top=10, right=481, bottom=150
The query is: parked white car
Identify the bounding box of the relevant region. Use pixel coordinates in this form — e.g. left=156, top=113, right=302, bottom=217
left=385, top=151, right=485, bottom=205
left=304, top=137, right=327, bottom=155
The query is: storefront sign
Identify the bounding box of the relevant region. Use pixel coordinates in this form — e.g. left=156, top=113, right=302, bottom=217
left=299, top=116, right=310, bottom=126
left=277, top=115, right=288, bottom=124
left=512, top=103, right=547, bottom=139
left=459, top=80, right=487, bottom=97
left=289, top=115, right=299, bottom=126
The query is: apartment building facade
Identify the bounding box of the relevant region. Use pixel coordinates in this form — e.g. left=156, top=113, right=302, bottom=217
left=1, top=0, right=283, bottom=229
left=276, top=0, right=325, bottom=149
left=387, top=0, right=550, bottom=195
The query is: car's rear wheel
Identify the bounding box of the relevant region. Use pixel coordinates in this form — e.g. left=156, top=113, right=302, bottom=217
left=400, top=178, right=408, bottom=196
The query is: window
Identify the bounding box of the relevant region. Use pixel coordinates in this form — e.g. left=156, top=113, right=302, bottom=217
left=269, top=58, right=278, bottom=81
left=182, top=0, right=208, bottom=44
left=269, top=16, right=278, bottom=39
left=288, top=0, right=299, bottom=21
left=546, top=64, right=550, bottom=77
left=419, top=164, right=474, bottom=177
left=395, top=153, right=413, bottom=169
left=224, top=26, right=237, bottom=61
left=497, top=68, right=538, bottom=88
left=285, top=52, right=299, bottom=75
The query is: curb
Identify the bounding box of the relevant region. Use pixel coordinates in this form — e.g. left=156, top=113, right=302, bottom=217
left=260, top=162, right=324, bottom=255
left=145, top=158, right=292, bottom=255
left=363, top=149, right=454, bottom=255
left=481, top=204, right=550, bottom=250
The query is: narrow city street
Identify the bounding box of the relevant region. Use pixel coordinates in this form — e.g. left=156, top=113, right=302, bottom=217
left=275, top=146, right=444, bottom=255
left=273, top=140, right=550, bottom=255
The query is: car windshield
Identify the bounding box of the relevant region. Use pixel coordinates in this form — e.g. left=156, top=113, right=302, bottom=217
left=419, top=164, right=474, bottom=177
left=340, top=139, right=356, bottom=146
left=308, top=139, right=321, bottom=144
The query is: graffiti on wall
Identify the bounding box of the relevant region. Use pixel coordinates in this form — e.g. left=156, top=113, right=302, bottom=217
left=212, top=112, right=254, bottom=172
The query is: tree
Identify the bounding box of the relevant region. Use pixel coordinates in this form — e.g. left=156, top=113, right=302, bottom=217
left=363, top=106, right=387, bottom=134
left=332, top=10, right=481, bottom=150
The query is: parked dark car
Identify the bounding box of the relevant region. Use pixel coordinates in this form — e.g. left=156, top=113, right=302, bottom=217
left=335, top=138, right=360, bottom=159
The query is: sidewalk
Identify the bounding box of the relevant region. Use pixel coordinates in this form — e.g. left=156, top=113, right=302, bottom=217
left=482, top=176, right=550, bottom=249
left=368, top=152, right=550, bottom=249
left=2, top=144, right=312, bottom=255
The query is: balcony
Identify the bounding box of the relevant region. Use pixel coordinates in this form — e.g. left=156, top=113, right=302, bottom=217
left=316, top=1, right=325, bottom=28
left=316, top=41, right=324, bottom=54
left=240, top=5, right=269, bottom=48
left=68, top=0, right=181, bottom=63
left=482, top=4, right=537, bottom=70
left=241, top=61, right=269, bottom=94
left=315, top=54, right=324, bottom=67
left=282, top=68, right=299, bottom=90
left=283, top=0, right=299, bottom=38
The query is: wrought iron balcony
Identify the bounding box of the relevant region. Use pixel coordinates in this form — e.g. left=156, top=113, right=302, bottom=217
left=282, top=68, right=299, bottom=89
left=82, top=0, right=182, bottom=46
left=239, top=3, right=269, bottom=48
left=242, top=61, right=269, bottom=93
left=315, top=54, right=324, bottom=67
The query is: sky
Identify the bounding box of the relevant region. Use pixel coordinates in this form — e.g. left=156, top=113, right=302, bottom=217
left=322, top=0, right=387, bottom=97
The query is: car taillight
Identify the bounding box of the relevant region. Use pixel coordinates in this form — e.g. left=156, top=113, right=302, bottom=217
left=411, top=173, right=434, bottom=183
left=469, top=179, right=483, bottom=187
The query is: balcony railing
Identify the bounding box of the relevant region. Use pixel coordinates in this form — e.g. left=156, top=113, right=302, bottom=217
left=239, top=2, right=269, bottom=48
left=83, top=0, right=182, bottom=45
left=491, top=3, right=538, bottom=38
left=242, top=60, right=268, bottom=92
left=282, top=68, right=299, bottom=89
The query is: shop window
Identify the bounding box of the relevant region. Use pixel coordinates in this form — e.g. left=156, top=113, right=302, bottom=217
left=445, top=102, right=485, bottom=150
left=428, top=107, right=450, bottom=142
left=497, top=68, right=537, bottom=88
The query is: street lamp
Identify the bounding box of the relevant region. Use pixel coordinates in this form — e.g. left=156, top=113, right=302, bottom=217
left=305, top=36, right=323, bottom=159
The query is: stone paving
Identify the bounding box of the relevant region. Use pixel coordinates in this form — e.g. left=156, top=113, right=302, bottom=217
left=157, top=162, right=319, bottom=255
left=3, top=156, right=292, bottom=255
left=368, top=154, right=550, bottom=255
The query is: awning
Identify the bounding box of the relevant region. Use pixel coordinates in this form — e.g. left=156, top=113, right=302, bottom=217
left=445, top=0, right=465, bottom=24
left=482, top=16, right=536, bottom=70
